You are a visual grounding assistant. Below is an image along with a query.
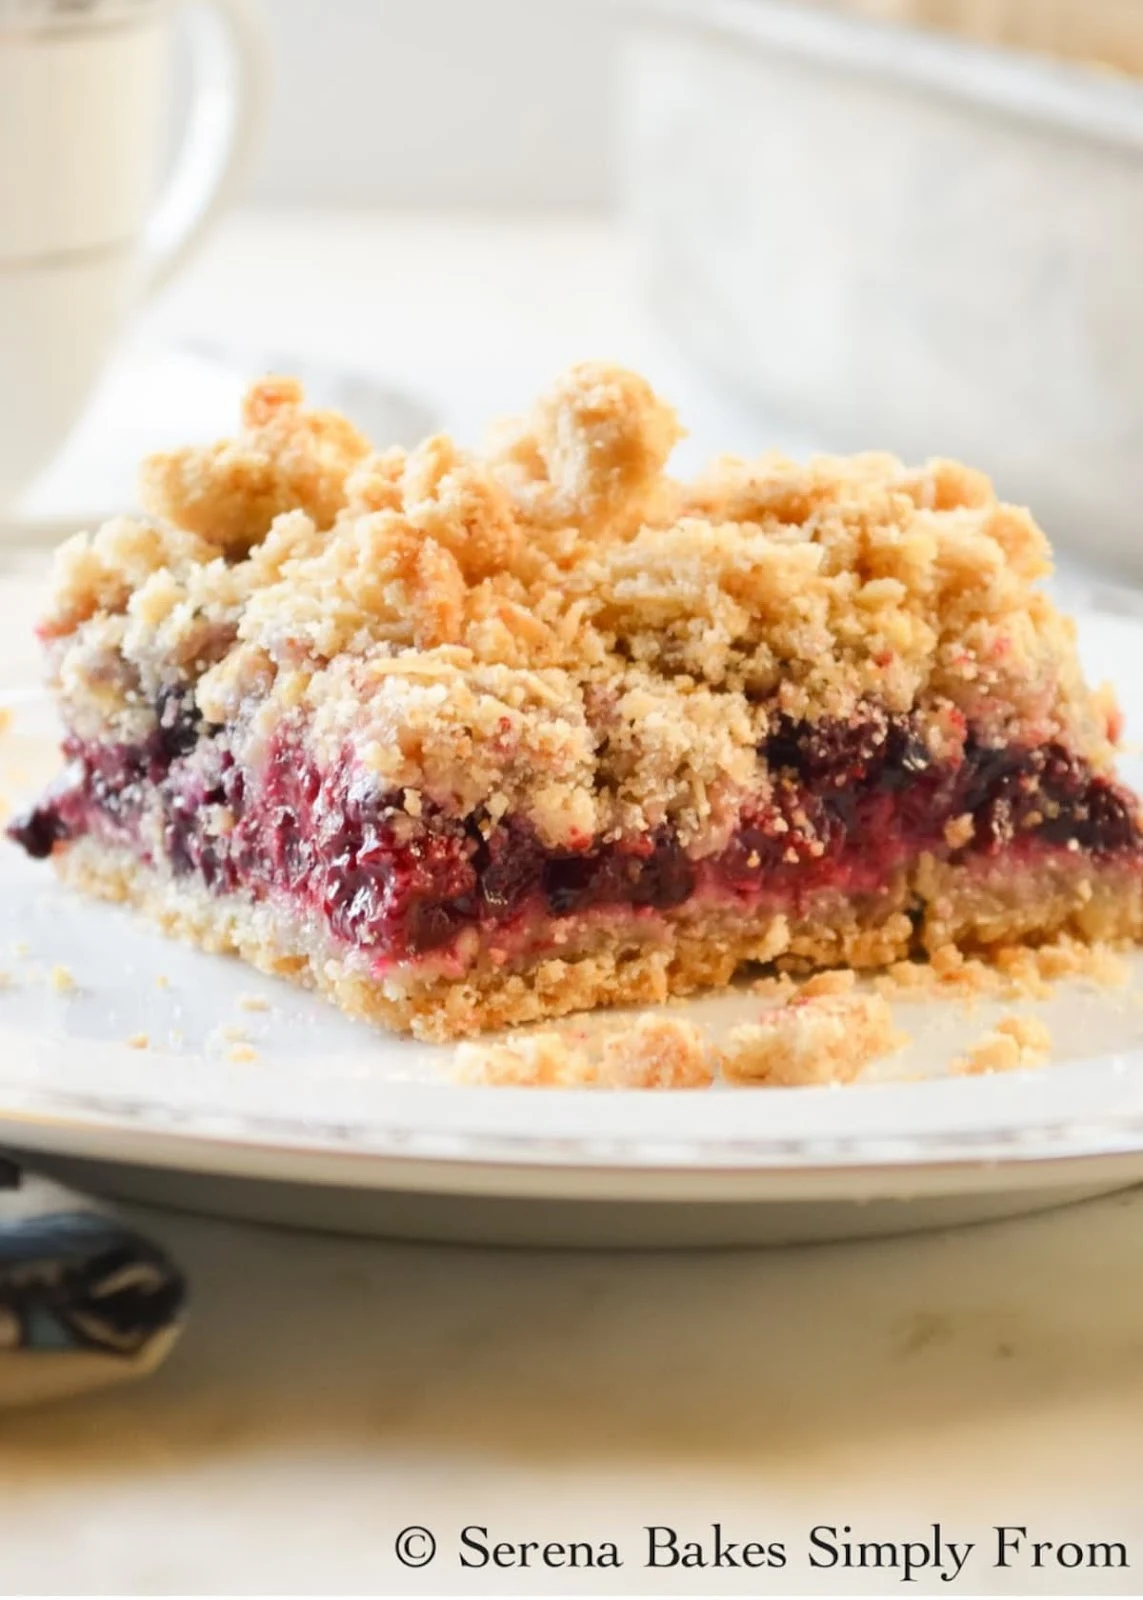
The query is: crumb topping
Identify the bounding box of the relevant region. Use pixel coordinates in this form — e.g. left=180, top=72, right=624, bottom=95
left=952, top=1014, right=1052, bottom=1075
left=454, top=1014, right=712, bottom=1090
left=40, top=363, right=1121, bottom=850
left=453, top=1030, right=597, bottom=1088
left=597, top=1015, right=713, bottom=1089
left=455, top=982, right=908, bottom=1092
left=720, top=989, right=906, bottom=1086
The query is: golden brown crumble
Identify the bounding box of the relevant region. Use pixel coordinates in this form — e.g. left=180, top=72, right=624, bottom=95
left=597, top=1015, right=713, bottom=1089
left=952, top=1014, right=1053, bottom=1076
left=719, top=990, right=906, bottom=1086
left=453, top=1031, right=598, bottom=1088
left=796, top=968, right=857, bottom=999
left=41, top=363, right=1122, bottom=852
left=454, top=1015, right=711, bottom=1089
left=138, top=377, right=372, bottom=556
left=874, top=935, right=1129, bottom=1003
left=126, top=1031, right=149, bottom=1050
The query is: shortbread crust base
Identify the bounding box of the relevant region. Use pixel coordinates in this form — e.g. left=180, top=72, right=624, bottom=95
left=54, top=837, right=1143, bottom=1041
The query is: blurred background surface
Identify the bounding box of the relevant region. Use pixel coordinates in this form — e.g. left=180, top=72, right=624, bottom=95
left=13, top=0, right=1143, bottom=577
left=215, top=0, right=1143, bottom=213
left=238, top=0, right=616, bottom=211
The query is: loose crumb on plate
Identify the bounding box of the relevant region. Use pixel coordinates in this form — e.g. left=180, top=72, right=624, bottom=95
left=720, top=990, right=907, bottom=1087
left=227, top=1043, right=259, bottom=1064
left=49, top=963, right=76, bottom=994
left=207, top=1023, right=251, bottom=1047
left=455, top=1015, right=713, bottom=1089
left=237, top=993, right=270, bottom=1013
left=126, top=1031, right=149, bottom=1050
left=453, top=1031, right=598, bottom=1088
left=154, top=973, right=170, bottom=990
left=952, top=1014, right=1053, bottom=1076
left=597, top=1015, right=713, bottom=1089
left=456, top=985, right=907, bottom=1090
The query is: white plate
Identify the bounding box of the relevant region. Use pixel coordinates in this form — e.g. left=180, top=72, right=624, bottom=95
left=3, top=603, right=1143, bottom=1247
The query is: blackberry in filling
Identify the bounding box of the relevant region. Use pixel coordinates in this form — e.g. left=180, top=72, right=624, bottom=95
left=6, top=806, right=69, bottom=862
left=9, top=703, right=1141, bottom=962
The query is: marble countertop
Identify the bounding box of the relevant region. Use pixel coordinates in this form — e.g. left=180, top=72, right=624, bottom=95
left=2, top=1173, right=1142, bottom=1595
left=2, top=211, right=1143, bottom=1596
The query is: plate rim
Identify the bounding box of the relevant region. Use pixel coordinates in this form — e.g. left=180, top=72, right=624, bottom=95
left=7, top=1098, right=1143, bottom=1205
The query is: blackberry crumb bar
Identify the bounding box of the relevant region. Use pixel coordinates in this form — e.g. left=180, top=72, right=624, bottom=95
left=9, top=365, right=1143, bottom=1040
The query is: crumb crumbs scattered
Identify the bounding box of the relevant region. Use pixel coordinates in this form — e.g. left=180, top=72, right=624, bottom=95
left=952, top=1014, right=1053, bottom=1076
left=126, top=1032, right=149, bottom=1050
left=227, top=1043, right=259, bottom=1064
left=456, top=984, right=909, bottom=1091
left=453, top=1032, right=597, bottom=1088
left=598, top=1016, right=713, bottom=1089
left=237, top=993, right=270, bottom=1013
left=154, top=974, right=170, bottom=990
left=455, top=1015, right=713, bottom=1090
left=720, top=990, right=906, bottom=1087
left=204, top=1024, right=258, bottom=1058
left=49, top=964, right=76, bottom=994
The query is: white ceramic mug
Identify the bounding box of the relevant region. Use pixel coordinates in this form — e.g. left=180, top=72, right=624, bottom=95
left=0, top=0, right=268, bottom=511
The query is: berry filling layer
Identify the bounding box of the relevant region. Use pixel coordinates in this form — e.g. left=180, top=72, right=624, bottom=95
left=9, top=698, right=1142, bottom=966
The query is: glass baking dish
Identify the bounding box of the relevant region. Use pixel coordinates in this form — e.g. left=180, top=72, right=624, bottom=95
left=619, top=0, right=1143, bottom=573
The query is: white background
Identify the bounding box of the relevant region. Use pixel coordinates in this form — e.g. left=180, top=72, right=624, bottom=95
left=242, top=0, right=617, bottom=210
